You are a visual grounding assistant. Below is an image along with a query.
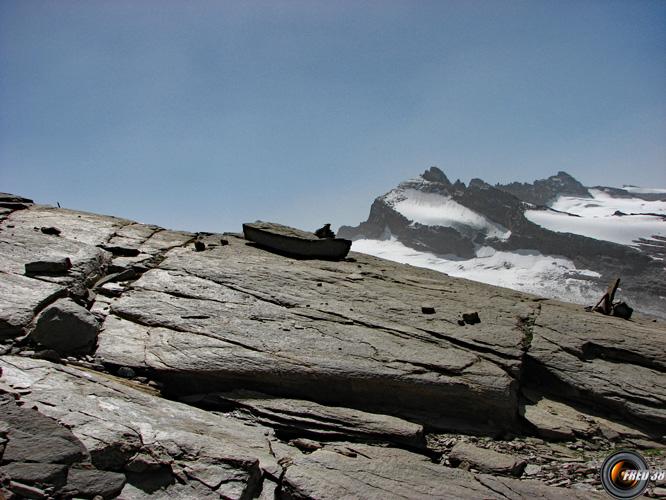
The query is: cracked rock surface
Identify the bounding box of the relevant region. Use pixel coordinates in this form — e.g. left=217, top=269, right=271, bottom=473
left=0, top=197, right=664, bottom=498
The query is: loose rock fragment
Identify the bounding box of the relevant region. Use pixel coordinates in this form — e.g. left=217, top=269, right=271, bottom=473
left=421, top=305, right=436, bottom=314
left=117, top=366, right=136, bottom=379
left=462, top=312, right=481, bottom=325
left=24, top=258, right=72, bottom=276
left=40, top=226, right=61, bottom=236
left=194, top=240, right=206, bottom=252
left=28, top=298, right=99, bottom=355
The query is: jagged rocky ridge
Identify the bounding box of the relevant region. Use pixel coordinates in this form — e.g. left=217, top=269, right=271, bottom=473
left=0, top=193, right=664, bottom=498
left=338, top=168, right=666, bottom=317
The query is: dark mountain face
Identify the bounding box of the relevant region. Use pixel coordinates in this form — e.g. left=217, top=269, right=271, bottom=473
left=495, top=171, right=592, bottom=206
left=339, top=169, right=665, bottom=317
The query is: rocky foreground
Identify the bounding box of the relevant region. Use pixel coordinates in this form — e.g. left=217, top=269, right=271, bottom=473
left=0, top=193, right=664, bottom=499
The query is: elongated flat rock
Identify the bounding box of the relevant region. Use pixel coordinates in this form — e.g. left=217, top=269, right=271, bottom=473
left=187, top=389, right=425, bottom=448
left=280, top=443, right=603, bottom=499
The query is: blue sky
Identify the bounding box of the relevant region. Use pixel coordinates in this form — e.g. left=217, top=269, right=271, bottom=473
left=1, top=1, right=664, bottom=232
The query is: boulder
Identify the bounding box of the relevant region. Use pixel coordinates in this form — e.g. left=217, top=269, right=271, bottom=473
left=28, top=298, right=99, bottom=355
left=61, top=468, right=126, bottom=499
left=0, top=272, right=66, bottom=339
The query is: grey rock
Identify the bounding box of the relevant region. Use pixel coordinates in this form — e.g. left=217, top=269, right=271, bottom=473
left=0, top=193, right=33, bottom=204
left=449, top=442, right=526, bottom=477
left=524, top=464, right=542, bottom=476
left=28, top=298, right=99, bottom=355
left=98, top=259, right=521, bottom=434
left=0, top=272, right=66, bottom=339
left=462, top=312, right=481, bottom=325
left=116, top=366, right=136, bottom=378
left=34, top=349, right=62, bottom=362
left=61, top=467, right=126, bottom=499
left=193, top=389, right=425, bottom=448
left=520, top=395, right=596, bottom=440
left=527, top=300, right=666, bottom=429
left=3, top=431, right=84, bottom=464
left=39, top=226, right=61, bottom=236
left=0, top=463, right=67, bottom=489
left=24, top=258, right=72, bottom=275
left=0, top=357, right=276, bottom=499
left=280, top=443, right=602, bottom=499
left=7, top=481, right=47, bottom=499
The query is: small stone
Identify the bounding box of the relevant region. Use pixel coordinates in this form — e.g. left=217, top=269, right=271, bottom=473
left=462, top=312, right=480, bottom=325
left=290, top=438, right=322, bottom=452
left=34, top=350, right=61, bottom=362
left=314, top=224, right=335, bottom=239
left=117, top=366, right=136, bottom=379
left=220, top=238, right=229, bottom=246
left=524, top=464, right=542, bottom=475
left=40, top=226, right=61, bottom=236
left=457, top=319, right=466, bottom=326
left=421, top=306, right=436, bottom=314
left=194, top=240, right=206, bottom=252
left=24, top=258, right=72, bottom=275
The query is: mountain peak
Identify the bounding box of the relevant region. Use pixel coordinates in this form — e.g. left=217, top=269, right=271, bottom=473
left=496, top=171, right=591, bottom=206
left=421, top=166, right=451, bottom=186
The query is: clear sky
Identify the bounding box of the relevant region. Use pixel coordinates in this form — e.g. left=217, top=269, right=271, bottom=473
left=1, top=1, right=664, bottom=233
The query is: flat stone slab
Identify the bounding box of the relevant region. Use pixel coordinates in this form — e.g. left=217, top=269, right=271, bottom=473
left=281, top=442, right=603, bottom=499
left=527, top=300, right=666, bottom=430
left=449, top=442, right=526, bottom=476
left=99, top=255, right=519, bottom=433
left=187, top=389, right=425, bottom=448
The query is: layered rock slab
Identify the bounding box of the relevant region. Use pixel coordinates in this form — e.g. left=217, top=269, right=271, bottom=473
left=98, top=238, right=531, bottom=433
left=0, top=356, right=606, bottom=500
left=279, top=443, right=604, bottom=499
left=184, top=390, right=425, bottom=449
left=0, top=356, right=275, bottom=499
left=526, top=299, right=666, bottom=431
left=96, top=233, right=666, bottom=436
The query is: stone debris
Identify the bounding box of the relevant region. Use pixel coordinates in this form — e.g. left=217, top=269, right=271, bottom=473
left=421, top=305, right=436, bottom=314
left=194, top=240, right=206, bottom=252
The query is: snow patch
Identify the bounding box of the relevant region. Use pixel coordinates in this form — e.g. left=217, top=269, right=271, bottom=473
left=525, top=189, right=666, bottom=246
left=352, top=238, right=601, bottom=305
left=384, top=188, right=511, bottom=240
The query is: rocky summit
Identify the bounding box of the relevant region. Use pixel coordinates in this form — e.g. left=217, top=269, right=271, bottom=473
left=0, top=193, right=664, bottom=499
